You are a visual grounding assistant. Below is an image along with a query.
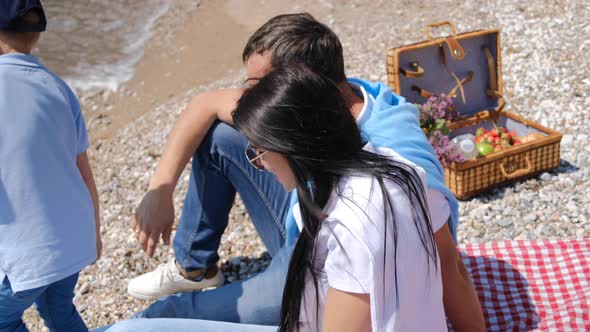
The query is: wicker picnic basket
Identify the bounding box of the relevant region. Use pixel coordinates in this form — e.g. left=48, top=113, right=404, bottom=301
left=386, top=22, right=562, bottom=200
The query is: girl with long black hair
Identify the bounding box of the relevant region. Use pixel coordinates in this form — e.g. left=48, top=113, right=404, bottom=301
left=233, top=64, right=446, bottom=331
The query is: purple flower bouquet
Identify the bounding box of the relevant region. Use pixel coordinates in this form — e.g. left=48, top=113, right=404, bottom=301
left=418, top=94, right=463, bottom=167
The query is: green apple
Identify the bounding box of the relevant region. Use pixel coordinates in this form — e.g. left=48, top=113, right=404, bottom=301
left=477, top=142, right=494, bottom=156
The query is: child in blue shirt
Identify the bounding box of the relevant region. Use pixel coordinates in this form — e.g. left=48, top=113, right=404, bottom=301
left=0, top=1, right=101, bottom=331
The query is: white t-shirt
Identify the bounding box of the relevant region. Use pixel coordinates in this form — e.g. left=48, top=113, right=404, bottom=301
left=351, top=82, right=450, bottom=231
left=294, top=145, right=446, bottom=332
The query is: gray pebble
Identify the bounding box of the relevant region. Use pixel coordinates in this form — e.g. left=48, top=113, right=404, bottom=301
left=524, top=213, right=538, bottom=223
left=497, top=219, right=513, bottom=228
left=79, top=282, right=90, bottom=295
left=540, top=173, right=553, bottom=182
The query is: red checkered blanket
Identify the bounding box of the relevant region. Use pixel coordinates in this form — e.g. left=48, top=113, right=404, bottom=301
left=455, top=239, right=590, bottom=331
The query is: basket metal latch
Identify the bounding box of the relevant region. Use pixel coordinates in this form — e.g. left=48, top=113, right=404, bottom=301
left=400, top=62, right=424, bottom=78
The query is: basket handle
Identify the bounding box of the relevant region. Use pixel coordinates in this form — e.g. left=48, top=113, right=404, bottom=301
left=499, top=156, right=532, bottom=179
left=424, top=21, right=457, bottom=39
left=424, top=21, right=465, bottom=60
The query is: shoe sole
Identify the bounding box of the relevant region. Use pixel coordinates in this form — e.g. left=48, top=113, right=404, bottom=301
left=127, top=289, right=159, bottom=301
left=127, top=272, right=225, bottom=300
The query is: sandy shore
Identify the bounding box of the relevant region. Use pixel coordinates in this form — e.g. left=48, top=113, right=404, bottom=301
left=23, top=0, right=589, bottom=330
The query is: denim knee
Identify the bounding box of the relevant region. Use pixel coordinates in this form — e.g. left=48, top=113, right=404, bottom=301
left=205, top=122, right=246, bottom=161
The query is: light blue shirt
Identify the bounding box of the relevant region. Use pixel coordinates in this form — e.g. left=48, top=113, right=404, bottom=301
left=0, top=53, right=96, bottom=292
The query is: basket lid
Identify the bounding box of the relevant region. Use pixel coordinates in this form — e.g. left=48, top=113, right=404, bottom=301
left=387, top=26, right=502, bottom=118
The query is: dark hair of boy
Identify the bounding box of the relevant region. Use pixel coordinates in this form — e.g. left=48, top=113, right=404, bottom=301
left=242, top=13, right=346, bottom=83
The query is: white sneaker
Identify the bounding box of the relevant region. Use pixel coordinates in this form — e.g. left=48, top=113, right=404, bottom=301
left=127, top=260, right=225, bottom=300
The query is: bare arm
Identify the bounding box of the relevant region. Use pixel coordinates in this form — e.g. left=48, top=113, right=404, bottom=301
left=148, top=89, right=242, bottom=190
left=132, top=88, right=243, bottom=257
left=322, top=288, right=371, bottom=332
left=77, top=151, right=101, bottom=260
left=436, top=224, right=486, bottom=331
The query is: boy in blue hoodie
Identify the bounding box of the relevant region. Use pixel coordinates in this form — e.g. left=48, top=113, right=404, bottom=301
left=0, top=1, right=101, bottom=331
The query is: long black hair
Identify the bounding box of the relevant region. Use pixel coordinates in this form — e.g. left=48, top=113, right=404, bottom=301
left=232, top=64, right=438, bottom=332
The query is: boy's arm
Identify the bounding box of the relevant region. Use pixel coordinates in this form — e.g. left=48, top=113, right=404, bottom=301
left=435, top=224, right=486, bottom=331
left=77, top=151, right=101, bottom=260
left=132, top=88, right=243, bottom=257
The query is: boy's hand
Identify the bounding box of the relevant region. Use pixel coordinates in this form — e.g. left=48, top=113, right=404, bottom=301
left=127, top=89, right=241, bottom=257
left=132, top=185, right=175, bottom=257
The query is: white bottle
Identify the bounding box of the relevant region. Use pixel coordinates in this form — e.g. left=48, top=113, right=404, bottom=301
left=451, top=134, right=479, bottom=161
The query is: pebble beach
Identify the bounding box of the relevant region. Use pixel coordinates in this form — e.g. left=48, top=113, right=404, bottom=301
left=22, top=0, right=589, bottom=330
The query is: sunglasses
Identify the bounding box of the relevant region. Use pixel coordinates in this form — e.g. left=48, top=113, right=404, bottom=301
left=245, top=142, right=267, bottom=171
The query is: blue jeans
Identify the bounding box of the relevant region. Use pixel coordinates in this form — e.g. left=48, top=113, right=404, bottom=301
left=94, top=122, right=292, bottom=331
left=173, top=121, right=292, bottom=272
left=94, top=244, right=291, bottom=331
left=0, top=273, right=87, bottom=332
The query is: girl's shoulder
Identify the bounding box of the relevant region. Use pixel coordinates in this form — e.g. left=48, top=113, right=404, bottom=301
left=364, top=143, right=426, bottom=178
left=327, top=144, right=426, bottom=209
left=321, top=143, right=427, bottom=247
